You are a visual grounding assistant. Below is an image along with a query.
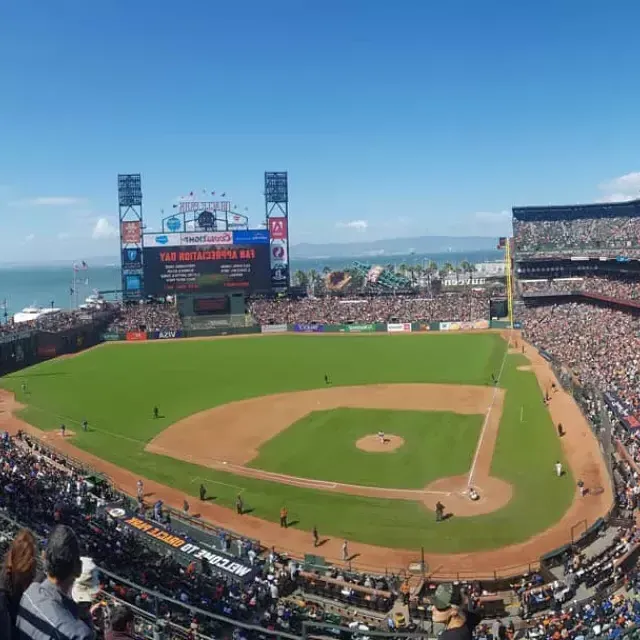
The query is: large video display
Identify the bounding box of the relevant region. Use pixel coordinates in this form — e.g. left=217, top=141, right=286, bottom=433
left=143, top=244, right=272, bottom=296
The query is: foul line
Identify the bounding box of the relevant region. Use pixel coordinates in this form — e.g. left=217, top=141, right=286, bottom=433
left=467, top=329, right=513, bottom=489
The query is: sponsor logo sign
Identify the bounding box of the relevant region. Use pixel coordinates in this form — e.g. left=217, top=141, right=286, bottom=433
left=261, top=324, right=288, bottom=334
left=37, top=345, right=57, bottom=357
left=341, top=324, right=376, bottom=333
left=441, top=319, right=490, bottom=332
left=124, top=274, right=142, bottom=293
left=121, top=221, right=142, bottom=244
left=293, top=323, right=324, bottom=333
left=387, top=323, right=412, bottom=333
left=271, top=244, right=287, bottom=262
left=180, top=232, right=233, bottom=246
left=122, top=247, right=142, bottom=268
left=120, top=514, right=256, bottom=581
left=126, top=331, right=147, bottom=342
left=232, top=229, right=270, bottom=244
left=271, top=267, right=288, bottom=282
left=166, top=217, right=182, bottom=232
left=146, top=233, right=181, bottom=247
left=151, top=330, right=183, bottom=340
left=268, top=218, right=287, bottom=240
left=102, top=333, right=122, bottom=342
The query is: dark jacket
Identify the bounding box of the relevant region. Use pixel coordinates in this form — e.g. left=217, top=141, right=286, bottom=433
left=0, top=577, right=19, bottom=640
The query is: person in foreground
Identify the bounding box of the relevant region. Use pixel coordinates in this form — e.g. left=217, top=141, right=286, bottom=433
left=16, top=525, right=95, bottom=640
left=0, top=529, right=38, bottom=640
left=430, top=583, right=481, bottom=640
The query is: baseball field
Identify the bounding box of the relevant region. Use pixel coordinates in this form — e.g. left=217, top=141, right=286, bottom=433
left=0, top=331, right=613, bottom=573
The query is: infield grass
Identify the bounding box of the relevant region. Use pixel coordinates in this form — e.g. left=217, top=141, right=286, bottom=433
left=249, top=407, right=483, bottom=489
left=0, top=333, right=575, bottom=553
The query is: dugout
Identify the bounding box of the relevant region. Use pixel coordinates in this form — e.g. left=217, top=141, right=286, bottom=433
left=178, top=292, right=249, bottom=330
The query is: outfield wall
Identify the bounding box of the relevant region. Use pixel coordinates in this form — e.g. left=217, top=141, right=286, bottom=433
left=101, top=319, right=495, bottom=342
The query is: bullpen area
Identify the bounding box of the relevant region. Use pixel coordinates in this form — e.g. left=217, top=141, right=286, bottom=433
left=0, top=332, right=612, bottom=576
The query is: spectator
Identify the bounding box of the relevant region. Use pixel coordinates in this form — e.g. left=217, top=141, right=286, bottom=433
left=0, top=529, right=37, bottom=640
left=106, top=605, right=135, bottom=640
left=16, top=525, right=95, bottom=640
left=430, top=583, right=480, bottom=640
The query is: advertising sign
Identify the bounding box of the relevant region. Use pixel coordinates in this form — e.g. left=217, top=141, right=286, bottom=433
left=440, top=320, right=490, bottom=332
left=340, top=324, right=376, bottom=333
left=233, top=229, right=269, bottom=244
left=121, top=221, right=142, bottom=244
left=145, top=233, right=182, bottom=247
left=180, top=232, right=233, bottom=246
left=102, top=333, right=122, bottom=342
left=268, top=218, right=287, bottom=240
left=261, top=324, right=288, bottom=334
left=126, top=331, right=147, bottom=342
left=122, top=248, right=142, bottom=269
left=271, top=243, right=288, bottom=264
left=143, top=244, right=271, bottom=296
left=387, top=323, right=412, bottom=333
left=166, top=217, right=182, bottom=232
left=124, top=275, right=141, bottom=292
left=110, top=511, right=256, bottom=582
left=293, top=323, right=324, bottom=333
left=37, top=345, right=56, bottom=357
left=149, top=330, right=183, bottom=340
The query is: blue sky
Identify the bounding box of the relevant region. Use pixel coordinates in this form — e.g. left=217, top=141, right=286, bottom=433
left=2, top=0, right=640, bottom=262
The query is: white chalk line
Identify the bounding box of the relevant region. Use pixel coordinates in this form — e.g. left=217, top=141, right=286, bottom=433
left=467, top=329, right=513, bottom=489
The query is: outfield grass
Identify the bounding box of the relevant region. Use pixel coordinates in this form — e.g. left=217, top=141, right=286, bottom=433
left=0, top=333, right=575, bottom=553
left=249, top=407, right=483, bottom=489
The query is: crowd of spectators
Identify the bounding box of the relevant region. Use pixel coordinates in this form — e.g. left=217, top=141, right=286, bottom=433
left=520, top=302, right=640, bottom=413
left=513, top=216, right=640, bottom=257
left=520, top=276, right=640, bottom=302
left=249, top=292, right=491, bottom=325
left=0, top=431, right=402, bottom=639
left=0, top=307, right=114, bottom=339
left=107, top=303, right=183, bottom=333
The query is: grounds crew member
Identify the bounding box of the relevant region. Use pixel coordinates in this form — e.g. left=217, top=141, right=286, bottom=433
left=312, top=525, right=319, bottom=547
left=279, top=506, right=288, bottom=528
left=199, top=483, right=206, bottom=501
left=236, top=494, right=243, bottom=515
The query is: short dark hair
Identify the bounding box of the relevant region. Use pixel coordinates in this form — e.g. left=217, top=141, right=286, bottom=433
left=111, top=606, right=134, bottom=631
left=45, top=525, right=80, bottom=582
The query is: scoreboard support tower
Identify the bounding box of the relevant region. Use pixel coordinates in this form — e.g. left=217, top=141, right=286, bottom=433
left=264, top=172, right=290, bottom=292
left=118, top=174, right=145, bottom=302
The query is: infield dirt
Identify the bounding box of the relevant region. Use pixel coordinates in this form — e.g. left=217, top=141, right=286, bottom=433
left=0, top=333, right=613, bottom=577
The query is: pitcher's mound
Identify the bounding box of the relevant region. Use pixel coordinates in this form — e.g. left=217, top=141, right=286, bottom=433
left=356, top=434, right=404, bottom=452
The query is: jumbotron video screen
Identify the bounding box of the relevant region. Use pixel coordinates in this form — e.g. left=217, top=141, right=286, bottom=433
left=143, top=244, right=272, bottom=296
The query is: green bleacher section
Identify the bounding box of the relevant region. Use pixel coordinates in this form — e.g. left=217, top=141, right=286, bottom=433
left=353, top=261, right=412, bottom=290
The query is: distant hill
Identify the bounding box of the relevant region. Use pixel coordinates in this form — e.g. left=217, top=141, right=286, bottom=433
left=290, top=236, right=499, bottom=259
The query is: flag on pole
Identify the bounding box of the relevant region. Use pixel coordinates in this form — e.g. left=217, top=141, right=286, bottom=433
left=73, top=263, right=79, bottom=272
left=220, top=192, right=226, bottom=197
left=211, top=191, right=216, bottom=196
left=172, top=204, right=178, bottom=208
left=189, top=191, right=194, bottom=197
left=81, top=261, right=88, bottom=270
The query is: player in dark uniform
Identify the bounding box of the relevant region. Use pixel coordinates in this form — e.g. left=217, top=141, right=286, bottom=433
left=153, top=406, right=159, bottom=419
left=324, top=373, right=330, bottom=385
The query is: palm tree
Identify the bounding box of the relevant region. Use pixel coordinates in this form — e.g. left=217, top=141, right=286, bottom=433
left=308, top=269, right=320, bottom=295
left=428, top=260, right=438, bottom=273
left=293, top=270, right=308, bottom=287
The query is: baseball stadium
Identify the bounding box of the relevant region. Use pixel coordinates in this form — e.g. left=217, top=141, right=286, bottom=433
left=1, top=173, right=640, bottom=639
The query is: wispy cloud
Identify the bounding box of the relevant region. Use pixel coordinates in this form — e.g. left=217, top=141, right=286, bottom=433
left=11, top=196, right=88, bottom=207
left=92, top=218, right=118, bottom=239
left=336, top=220, right=368, bottom=231
left=24, top=234, right=35, bottom=243
left=598, top=172, right=640, bottom=202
